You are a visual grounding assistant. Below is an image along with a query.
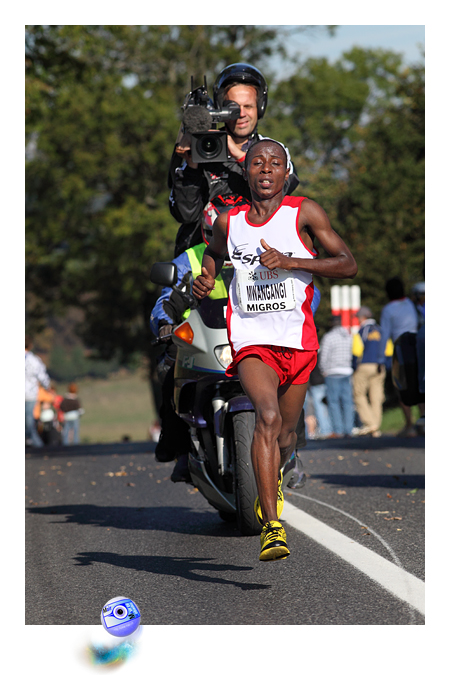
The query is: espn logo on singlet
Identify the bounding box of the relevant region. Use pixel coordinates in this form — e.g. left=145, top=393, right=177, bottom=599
left=231, top=244, right=293, bottom=266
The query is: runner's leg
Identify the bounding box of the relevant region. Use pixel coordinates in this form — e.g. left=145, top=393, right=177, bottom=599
left=277, top=381, right=309, bottom=467
left=237, top=357, right=281, bottom=524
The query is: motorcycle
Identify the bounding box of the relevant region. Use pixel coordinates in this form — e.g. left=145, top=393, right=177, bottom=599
left=150, top=261, right=297, bottom=536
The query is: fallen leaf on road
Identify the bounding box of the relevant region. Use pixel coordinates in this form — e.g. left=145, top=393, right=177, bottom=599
left=126, top=482, right=135, bottom=487
left=387, top=493, right=393, bottom=499
left=375, top=511, right=390, bottom=514
left=38, top=471, right=46, bottom=475
left=386, top=463, right=392, bottom=468
left=115, top=471, right=128, bottom=476
left=338, top=455, right=345, bottom=460
left=384, top=516, right=402, bottom=520
left=90, top=481, right=96, bottom=486
left=337, top=490, right=346, bottom=495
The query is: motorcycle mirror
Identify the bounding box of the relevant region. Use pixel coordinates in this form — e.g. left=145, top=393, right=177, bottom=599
left=150, top=262, right=178, bottom=287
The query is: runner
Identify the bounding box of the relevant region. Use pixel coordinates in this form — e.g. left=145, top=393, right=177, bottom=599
left=193, top=138, right=357, bottom=561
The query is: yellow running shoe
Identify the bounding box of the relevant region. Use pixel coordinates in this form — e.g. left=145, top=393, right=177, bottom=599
left=259, top=521, right=290, bottom=561
left=254, top=471, right=284, bottom=526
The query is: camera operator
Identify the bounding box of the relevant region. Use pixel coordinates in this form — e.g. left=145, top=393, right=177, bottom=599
left=168, top=63, right=300, bottom=257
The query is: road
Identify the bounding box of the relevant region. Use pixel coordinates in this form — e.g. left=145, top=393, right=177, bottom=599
left=25, top=434, right=424, bottom=625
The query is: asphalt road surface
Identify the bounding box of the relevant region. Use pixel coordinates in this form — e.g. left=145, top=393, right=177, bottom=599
left=26, top=434, right=425, bottom=625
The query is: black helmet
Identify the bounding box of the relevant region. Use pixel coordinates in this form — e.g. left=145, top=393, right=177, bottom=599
left=213, top=63, right=268, bottom=119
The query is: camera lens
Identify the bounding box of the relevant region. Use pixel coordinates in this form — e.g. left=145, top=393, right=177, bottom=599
left=198, top=134, right=223, bottom=160
left=113, top=604, right=127, bottom=620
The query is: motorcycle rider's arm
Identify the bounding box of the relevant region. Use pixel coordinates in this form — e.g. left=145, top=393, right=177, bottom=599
left=193, top=212, right=228, bottom=299
left=149, top=250, right=193, bottom=335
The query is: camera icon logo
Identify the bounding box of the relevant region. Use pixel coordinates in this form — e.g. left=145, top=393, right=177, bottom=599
left=101, top=596, right=141, bottom=637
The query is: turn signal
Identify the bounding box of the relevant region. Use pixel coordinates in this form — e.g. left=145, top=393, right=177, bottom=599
left=174, top=322, right=194, bottom=345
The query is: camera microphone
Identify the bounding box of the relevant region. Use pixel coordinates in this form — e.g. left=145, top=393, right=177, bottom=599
left=182, top=106, right=212, bottom=134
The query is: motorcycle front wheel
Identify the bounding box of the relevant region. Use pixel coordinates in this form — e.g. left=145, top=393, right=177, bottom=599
left=231, top=411, right=261, bottom=536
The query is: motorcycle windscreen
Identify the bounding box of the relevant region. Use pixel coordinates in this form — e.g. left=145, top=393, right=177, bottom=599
left=198, top=266, right=233, bottom=329
left=198, top=297, right=228, bottom=329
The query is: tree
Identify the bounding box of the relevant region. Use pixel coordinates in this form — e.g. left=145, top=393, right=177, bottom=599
left=337, top=58, right=425, bottom=318
left=262, top=47, right=424, bottom=323
left=26, top=27, right=424, bottom=377
left=25, top=25, right=334, bottom=365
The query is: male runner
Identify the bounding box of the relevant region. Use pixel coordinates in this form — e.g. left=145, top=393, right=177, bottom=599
left=193, top=139, right=357, bottom=561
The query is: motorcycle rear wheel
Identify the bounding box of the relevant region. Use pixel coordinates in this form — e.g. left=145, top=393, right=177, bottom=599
left=232, top=411, right=261, bottom=536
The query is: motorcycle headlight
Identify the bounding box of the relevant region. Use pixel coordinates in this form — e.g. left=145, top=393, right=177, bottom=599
left=214, top=344, right=232, bottom=369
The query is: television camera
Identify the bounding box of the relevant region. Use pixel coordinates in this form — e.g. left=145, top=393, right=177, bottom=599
left=180, top=76, right=240, bottom=163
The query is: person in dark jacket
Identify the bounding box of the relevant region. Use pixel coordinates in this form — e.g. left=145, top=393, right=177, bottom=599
left=150, top=213, right=231, bottom=483
left=168, top=63, right=300, bottom=256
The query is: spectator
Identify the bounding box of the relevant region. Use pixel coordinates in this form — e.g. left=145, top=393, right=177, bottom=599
left=60, top=383, right=84, bottom=445
left=319, top=316, right=354, bottom=437
left=411, top=281, right=425, bottom=328
left=305, top=359, right=332, bottom=439
left=39, top=399, right=60, bottom=446
left=25, top=335, right=50, bottom=447
left=352, top=306, right=385, bottom=438
left=378, top=276, right=422, bottom=437
left=412, top=281, right=425, bottom=434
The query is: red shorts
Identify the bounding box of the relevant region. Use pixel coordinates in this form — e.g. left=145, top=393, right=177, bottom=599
left=226, top=345, right=318, bottom=386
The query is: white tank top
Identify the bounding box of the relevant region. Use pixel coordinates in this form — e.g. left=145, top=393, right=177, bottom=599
left=226, top=196, right=319, bottom=356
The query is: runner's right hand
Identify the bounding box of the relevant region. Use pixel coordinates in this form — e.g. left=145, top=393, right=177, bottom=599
left=193, top=267, right=215, bottom=299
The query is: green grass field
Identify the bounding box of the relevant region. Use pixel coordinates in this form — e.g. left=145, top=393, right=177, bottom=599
left=57, top=370, right=420, bottom=444
left=67, top=370, right=158, bottom=444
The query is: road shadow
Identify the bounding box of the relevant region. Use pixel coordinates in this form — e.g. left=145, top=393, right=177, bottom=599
left=25, top=440, right=157, bottom=458
left=73, top=551, right=269, bottom=591
left=307, top=473, right=425, bottom=490
left=303, top=435, right=425, bottom=452
left=26, top=503, right=247, bottom=538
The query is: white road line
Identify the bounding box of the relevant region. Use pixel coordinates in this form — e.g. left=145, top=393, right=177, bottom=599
left=282, top=498, right=425, bottom=616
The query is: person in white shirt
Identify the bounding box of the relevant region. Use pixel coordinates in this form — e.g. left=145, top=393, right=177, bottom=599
left=318, top=315, right=354, bottom=437
left=25, top=335, right=50, bottom=447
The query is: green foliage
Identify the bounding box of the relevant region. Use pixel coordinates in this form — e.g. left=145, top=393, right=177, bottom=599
left=48, top=344, right=122, bottom=381
left=263, top=47, right=424, bottom=325
left=25, top=26, right=424, bottom=364
left=26, top=25, right=317, bottom=359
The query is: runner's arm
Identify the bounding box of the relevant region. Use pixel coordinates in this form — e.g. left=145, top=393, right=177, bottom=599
left=260, top=199, right=357, bottom=279
left=193, top=213, right=228, bottom=299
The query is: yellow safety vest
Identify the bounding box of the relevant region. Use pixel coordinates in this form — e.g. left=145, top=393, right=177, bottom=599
left=181, top=243, right=228, bottom=321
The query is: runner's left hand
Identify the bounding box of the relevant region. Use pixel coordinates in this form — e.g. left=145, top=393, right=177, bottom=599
left=260, top=239, right=291, bottom=270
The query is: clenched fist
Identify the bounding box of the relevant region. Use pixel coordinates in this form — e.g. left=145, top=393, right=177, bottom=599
left=193, top=267, right=216, bottom=299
